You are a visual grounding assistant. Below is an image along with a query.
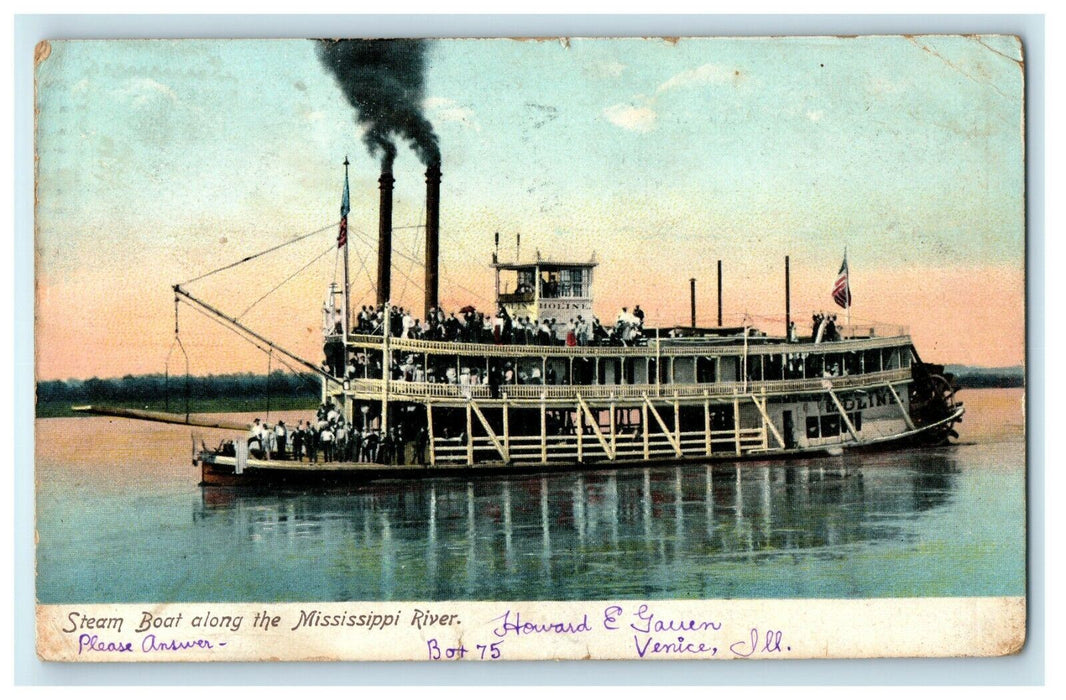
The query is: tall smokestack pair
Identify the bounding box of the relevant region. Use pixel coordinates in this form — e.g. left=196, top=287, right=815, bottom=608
left=315, top=39, right=441, bottom=313
left=374, top=163, right=440, bottom=318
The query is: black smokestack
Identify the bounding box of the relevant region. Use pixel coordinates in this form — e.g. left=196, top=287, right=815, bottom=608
left=315, top=39, right=440, bottom=171
left=424, top=163, right=441, bottom=318
left=377, top=168, right=394, bottom=306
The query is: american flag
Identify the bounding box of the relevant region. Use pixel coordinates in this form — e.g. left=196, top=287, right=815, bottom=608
left=337, top=167, right=350, bottom=249
left=832, top=252, right=851, bottom=309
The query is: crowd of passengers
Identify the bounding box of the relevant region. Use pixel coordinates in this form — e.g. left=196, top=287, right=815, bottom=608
left=326, top=303, right=648, bottom=347
left=811, top=313, right=843, bottom=342
left=243, top=400, right=428, bottom=464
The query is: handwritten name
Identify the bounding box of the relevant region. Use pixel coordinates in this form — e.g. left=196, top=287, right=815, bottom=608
left=491, top=610, right=591, bottom=638
left=603, top=604, right=723, bottom=635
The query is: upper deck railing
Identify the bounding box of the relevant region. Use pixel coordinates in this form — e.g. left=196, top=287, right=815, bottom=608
left=339, top=367, right=913, bottom=403
left=338, top=331, right=912, bottom=359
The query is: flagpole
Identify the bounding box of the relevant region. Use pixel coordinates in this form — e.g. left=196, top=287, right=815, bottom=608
left=844, top=246, right=850, bottom=335
left=342, top=156, right=351, bottom=345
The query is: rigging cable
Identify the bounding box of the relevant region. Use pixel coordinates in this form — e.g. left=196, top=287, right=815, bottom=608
left=164, top=294, right=191, bottom=420
left=440, top=257, right=491, bottom=304
left=346, top=224, right=424, bottom=268
left=178, top=299, right=323, bottom=392
left=237, top=243, right=336, bottom=321
left=177, top=220, right=338, bottom=287
left=398, top=208, right=425, bottom=306
left=265, top=349, right=272, bottom=422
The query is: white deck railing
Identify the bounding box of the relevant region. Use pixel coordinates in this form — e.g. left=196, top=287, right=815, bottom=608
left=342, top=332, right=911, bottom=359
left=341, top=367, right=912, bottom=403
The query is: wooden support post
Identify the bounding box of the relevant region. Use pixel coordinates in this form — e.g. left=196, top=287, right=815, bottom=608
left=609, top=399, right=617, bottom=454
left=540, top=394, right=548, bottom=464
left=674, top=399, right=681, bottom=454
left=465, top=403, right=474, bottom=465
left=426, top=402, right=436, bottom=465
left=502, top=394, right=510, bottom=456
left=733, top=395, right=742, bottom=456
left=643, top=395, right=682, bottom=457
left=885, top=383, right=917, bottom=431
left=642, top=401, right=650, bottom=460
left=576, top=400, right=584, bottom=463
left=750, top=392, right=785, bottom=449
left=827, top=388, right=860, bottom=441
left=704, top=396, right=712, bottom=456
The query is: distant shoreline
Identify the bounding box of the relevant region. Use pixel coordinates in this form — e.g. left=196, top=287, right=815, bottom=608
left=34, top=366, right=1024, bottom=418
left=35, top=397, right=319, bottom=419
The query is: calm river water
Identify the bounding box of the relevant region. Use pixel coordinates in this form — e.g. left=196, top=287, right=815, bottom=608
left=35, top=388, right=1025, bottom=603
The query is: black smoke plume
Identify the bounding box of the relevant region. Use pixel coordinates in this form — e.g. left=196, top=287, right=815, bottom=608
left=316, top=39, right=440, bottom=170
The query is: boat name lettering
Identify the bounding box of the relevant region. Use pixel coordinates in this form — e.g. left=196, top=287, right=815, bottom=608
left=824, top=387, right=898, bottom=413
left=537, top=301, right=590, bottom=312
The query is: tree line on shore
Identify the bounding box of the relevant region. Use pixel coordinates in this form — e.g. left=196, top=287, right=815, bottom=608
left=35, top=365, right=1023, bottom=408
left=37, top=371, right=320, bottom=404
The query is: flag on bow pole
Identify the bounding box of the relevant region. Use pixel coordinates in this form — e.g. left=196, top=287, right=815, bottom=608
left=832, top=251, right=851, bottom=309
left=832, top=249, right=852, bottom=332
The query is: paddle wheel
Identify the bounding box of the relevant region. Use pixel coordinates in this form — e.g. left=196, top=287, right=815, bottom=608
left=908, top=351, right=963, bottom=445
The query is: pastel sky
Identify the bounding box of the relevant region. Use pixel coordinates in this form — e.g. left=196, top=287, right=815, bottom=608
left=35, top=36, right=1025, bottom=380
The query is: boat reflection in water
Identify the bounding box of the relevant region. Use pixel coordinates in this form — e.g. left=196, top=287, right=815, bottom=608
left=195, top=452, right=959, bottom=601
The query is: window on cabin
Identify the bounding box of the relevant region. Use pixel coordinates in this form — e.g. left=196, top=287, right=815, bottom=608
left=805, top=353, right=823, bottom=378
left=540, top=271, right=561, bottom=298
left=820, top=414, right=841, bottom=436
left=863, top=349, right=881, bottom=374
left=883, top=347, right=901, bottom=370
left=806, top=416, right=820, bottom=438
left=516, top=270, right=535, bottom=295
left=747, top=355, right=764, bottom=382
left=785, top=353, right=804, bottom=379
left=559, top=268, right=587, bottom=298
left=764, top=353, right=784, bottom=381
left=696, top=357, right=716, bottom=383
left=844, top=351, right=861, bottom=376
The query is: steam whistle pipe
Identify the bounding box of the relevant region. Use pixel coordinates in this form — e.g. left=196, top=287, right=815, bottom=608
left=690, top=278, right=697, bottom=328
left=717, top=260, right=723, bottom=327
left=785, top=255, right=791, bottom=339
left=424, top=163, right=441, bottom=318
left=377, top=169, right=395, bottom=306
left=172, top=285, right=335, bottom=382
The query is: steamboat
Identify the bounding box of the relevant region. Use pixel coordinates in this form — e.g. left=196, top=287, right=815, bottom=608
left=78, top=160, right=965, bottom=486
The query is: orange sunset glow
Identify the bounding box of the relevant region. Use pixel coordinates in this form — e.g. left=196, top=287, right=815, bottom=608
left=34, top=37, right=1025, bottom=381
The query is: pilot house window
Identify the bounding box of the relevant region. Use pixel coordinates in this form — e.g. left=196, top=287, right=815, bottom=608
left=560, top=268, right=587, bottom=298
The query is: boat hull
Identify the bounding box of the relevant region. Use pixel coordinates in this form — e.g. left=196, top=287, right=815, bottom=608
left=197, top=406, right=963, bottom=486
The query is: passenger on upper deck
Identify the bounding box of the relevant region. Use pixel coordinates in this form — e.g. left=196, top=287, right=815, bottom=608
left=334, top=299, right=658, bottom=369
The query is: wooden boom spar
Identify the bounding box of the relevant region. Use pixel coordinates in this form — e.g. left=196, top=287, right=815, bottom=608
left=172, top=284, right=336, bottom=383
left=71, top=405, right=250, bottom=431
